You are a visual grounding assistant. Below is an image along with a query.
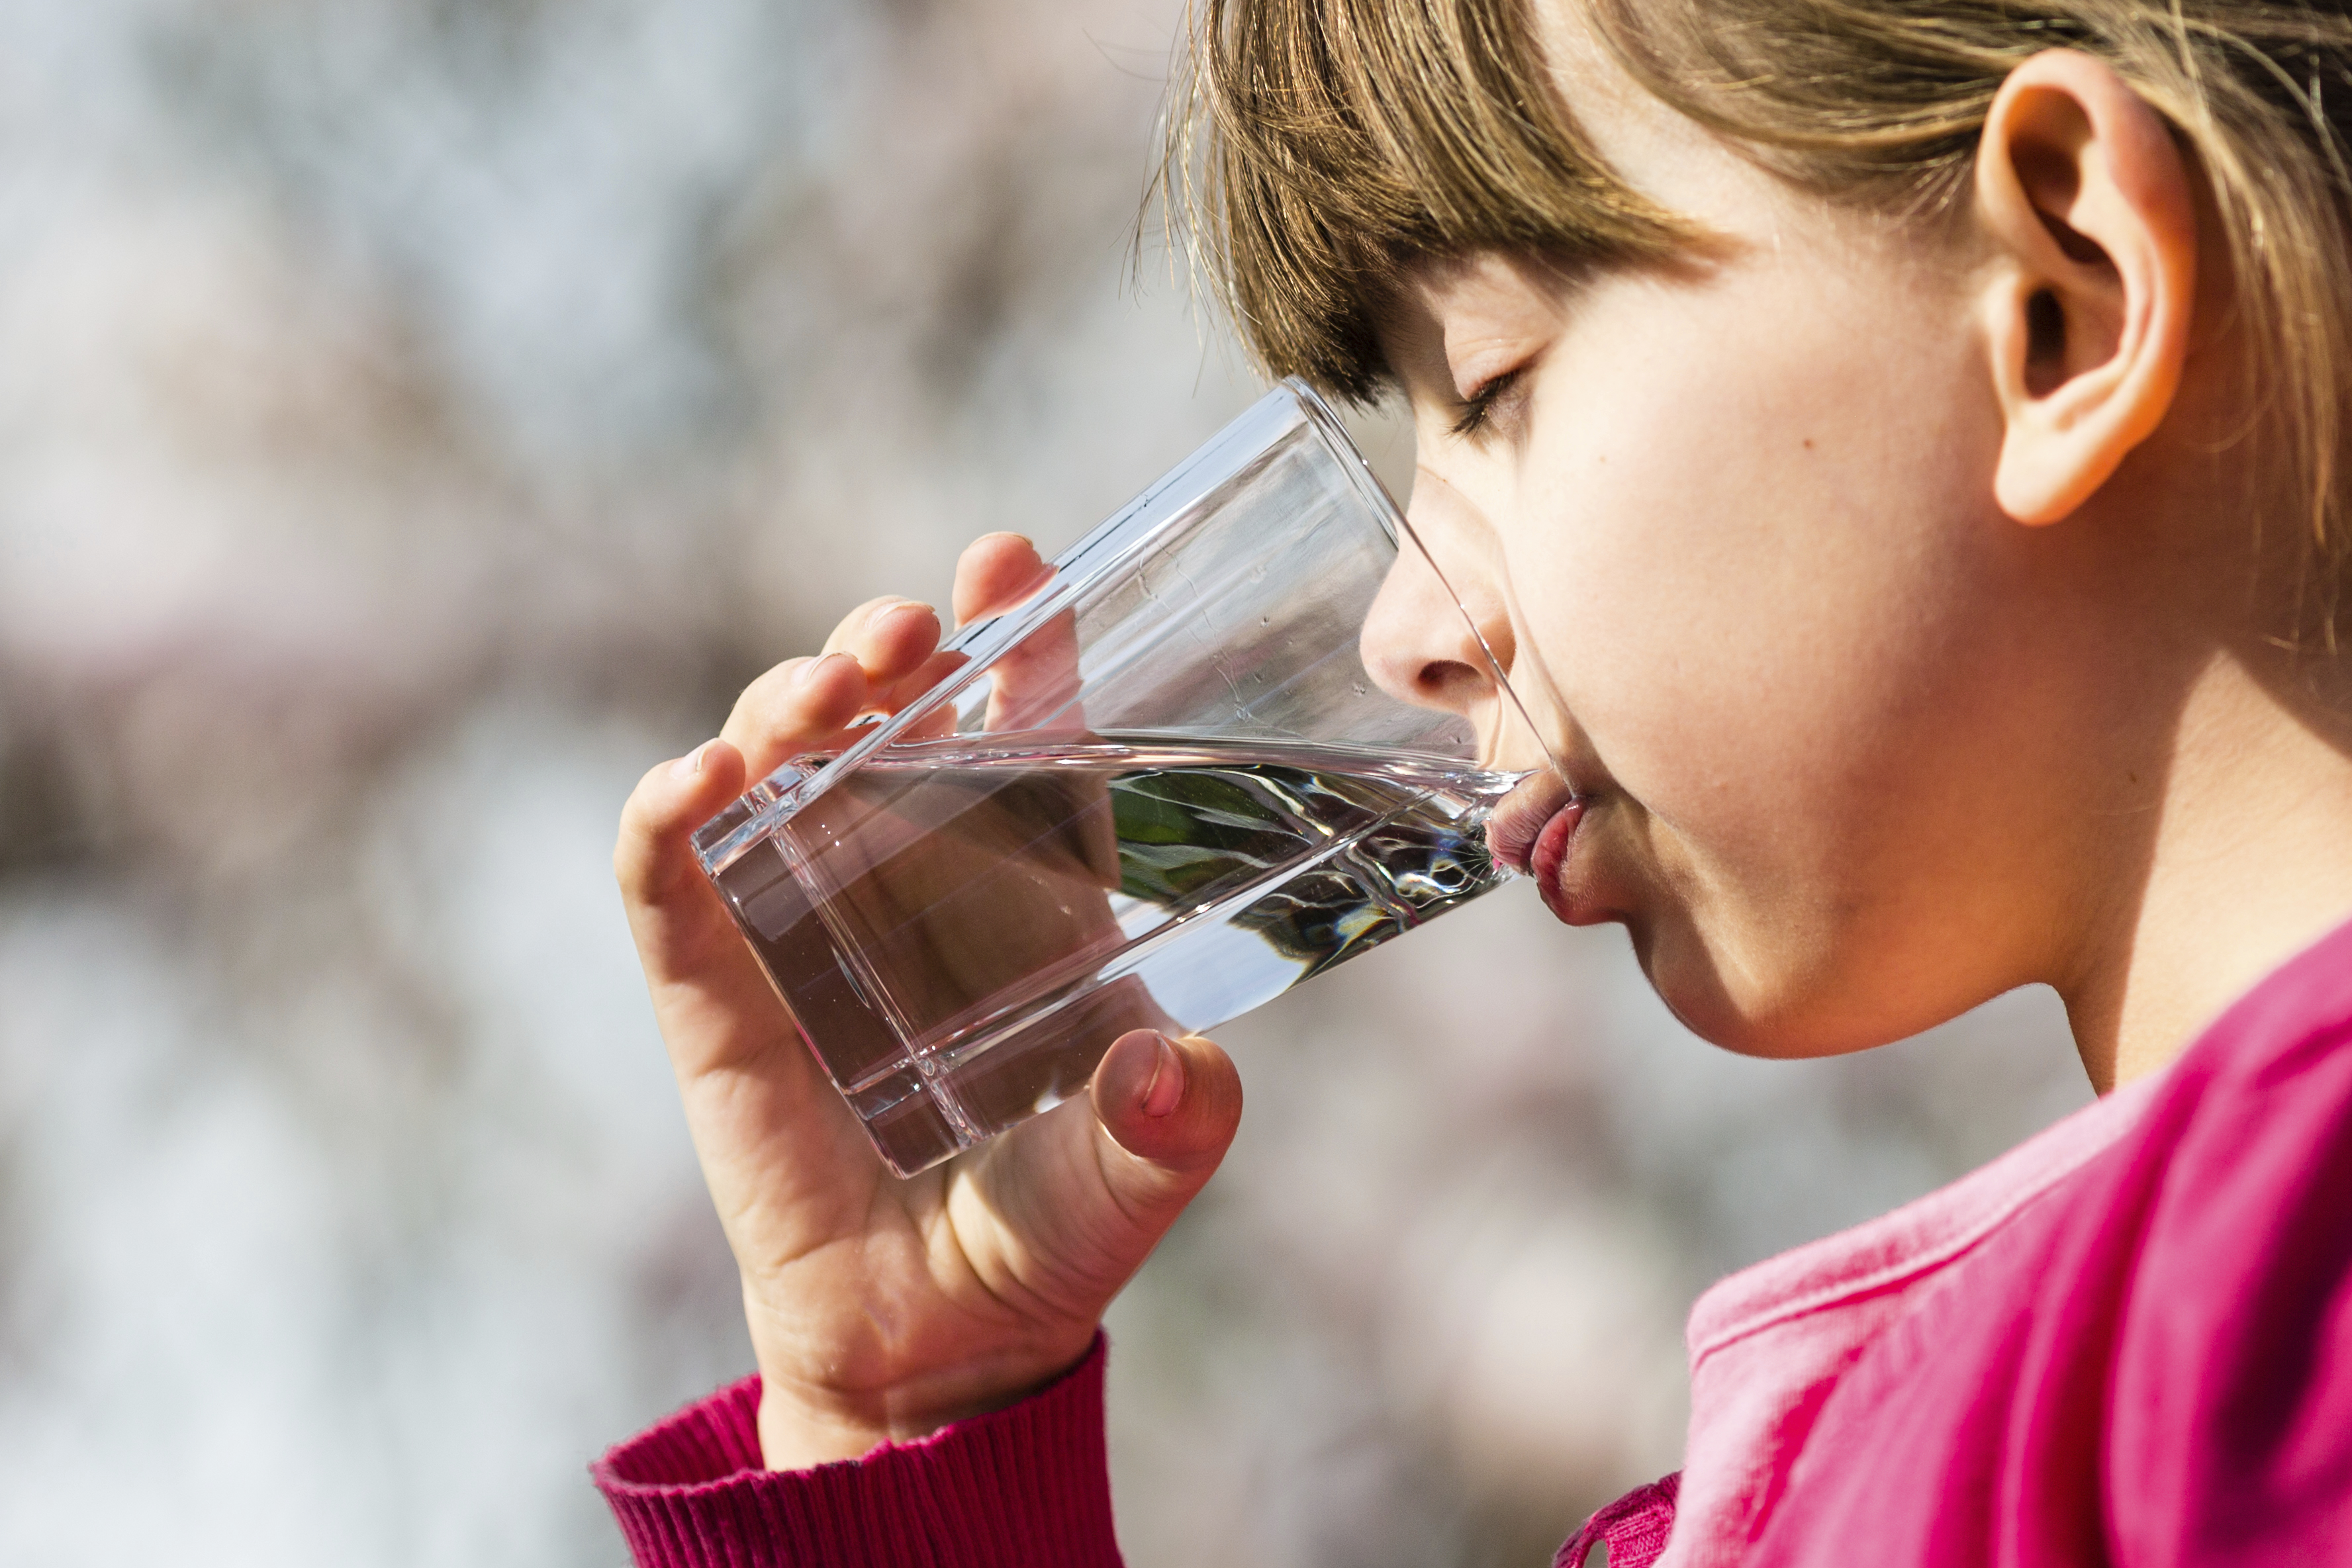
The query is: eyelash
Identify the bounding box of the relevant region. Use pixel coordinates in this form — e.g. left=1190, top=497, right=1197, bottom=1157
left=1450, top=367, right=1527, bottom=438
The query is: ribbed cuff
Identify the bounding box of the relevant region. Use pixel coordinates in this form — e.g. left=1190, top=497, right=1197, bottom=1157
left=592, top=1334, right=1122, bottom=1568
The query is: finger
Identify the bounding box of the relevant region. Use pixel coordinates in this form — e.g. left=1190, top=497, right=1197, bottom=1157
left=615, top=740, right=790, bottom=1078
left=721, top=652, right=872, bottom=784
left=941, top=535, right=1072, bottom=733
left=616, top=738, right=746, bottom=910
left=953, top=534, right=1053, bottom=627
left=616, top=740, right=865, bottom=1123
left=984, top=606, right=1082, bottom=733
left=821, top=596, right=943, bottom=679
left=1088, top=1030, right=1244, bottom=1205
left=946, top=1029, right=1240, bottom=1324
left=616, top=741, right=888, bottom=1243
left=875, top=648, right=976, bottom=741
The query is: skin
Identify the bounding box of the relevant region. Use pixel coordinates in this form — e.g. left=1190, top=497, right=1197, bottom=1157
left=616, top=544, right=1244, bottom=1467
left=614, top=31, right=2352, bottom=1465
left=1376, top=27, right=2352, bottom=1086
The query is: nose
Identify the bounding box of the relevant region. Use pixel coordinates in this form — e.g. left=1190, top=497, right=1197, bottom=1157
left=1360, top=472, right=1517, bottom=726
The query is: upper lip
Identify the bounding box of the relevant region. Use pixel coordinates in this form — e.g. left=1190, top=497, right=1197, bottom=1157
left=1485, top=768, right=1580, bottom=876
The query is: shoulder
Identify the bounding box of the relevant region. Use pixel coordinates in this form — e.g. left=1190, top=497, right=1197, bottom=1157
left=2104, top=915, right=2352, bottom=1562
left=2122, top=913, right=2352, bottom=1283
left=1746, top=923, right=2352, bottom=1565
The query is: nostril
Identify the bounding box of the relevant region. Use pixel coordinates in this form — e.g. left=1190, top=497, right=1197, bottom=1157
left=1419, top=659, right=1487, bottom=705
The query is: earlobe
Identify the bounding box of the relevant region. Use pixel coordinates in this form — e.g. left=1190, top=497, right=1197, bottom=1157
left=1976, top=50, right=2198, bottom=526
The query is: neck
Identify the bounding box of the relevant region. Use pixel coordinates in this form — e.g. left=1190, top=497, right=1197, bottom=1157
left=2062, top=648, right=2352, bottom=1091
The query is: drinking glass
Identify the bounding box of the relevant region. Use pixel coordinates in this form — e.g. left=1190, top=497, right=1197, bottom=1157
left=692, top=380, right=1552, bottom=1175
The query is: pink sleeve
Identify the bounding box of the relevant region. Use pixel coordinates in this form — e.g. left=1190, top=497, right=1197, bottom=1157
left=592, top=1334, right=1123, bottom=1568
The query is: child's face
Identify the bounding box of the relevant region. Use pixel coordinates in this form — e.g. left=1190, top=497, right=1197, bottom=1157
left=1369, top=46, right=2102, bottom=1056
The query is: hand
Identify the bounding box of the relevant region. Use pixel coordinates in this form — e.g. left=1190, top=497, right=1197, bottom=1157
left=615, top=531, right=1245, bottom=1468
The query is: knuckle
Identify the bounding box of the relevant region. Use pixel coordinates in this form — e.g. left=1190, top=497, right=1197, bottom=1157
left=823, top=598, right=894, bottom=652
left=743, top=657, right=806, bottom=708
left=612, top=839, right=645, bottom=893
left=613, top=807, right=663, bottom=892
left=726, top=659, right=820, bottom=740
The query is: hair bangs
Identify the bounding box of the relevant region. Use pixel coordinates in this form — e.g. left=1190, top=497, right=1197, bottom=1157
left=1166, top=0, right=1688, bottom=402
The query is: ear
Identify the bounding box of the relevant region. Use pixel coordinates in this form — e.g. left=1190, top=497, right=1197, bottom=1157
left=1975, top=50, right=2198, bottom=525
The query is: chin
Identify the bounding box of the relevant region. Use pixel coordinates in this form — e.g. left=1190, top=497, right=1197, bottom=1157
left=1623, top=917, right=1737, bottom=1044
left=1625, top=918, right=1888, bottom=1060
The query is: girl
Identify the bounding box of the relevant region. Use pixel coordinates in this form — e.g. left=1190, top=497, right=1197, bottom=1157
left=602, top=1, right=2352, bottom=1562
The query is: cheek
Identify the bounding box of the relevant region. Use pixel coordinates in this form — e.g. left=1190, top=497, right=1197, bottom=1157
left=1506, top=264, right=2002, bottom=943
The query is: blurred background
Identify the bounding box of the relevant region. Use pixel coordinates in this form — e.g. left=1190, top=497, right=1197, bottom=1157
left=0, top=3, right=2094, bottom=1564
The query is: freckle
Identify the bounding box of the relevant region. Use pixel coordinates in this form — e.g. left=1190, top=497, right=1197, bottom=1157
left=1803, top=438, right=1815, bottom=451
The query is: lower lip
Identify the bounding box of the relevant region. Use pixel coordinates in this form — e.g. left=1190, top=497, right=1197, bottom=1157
left=1527, top=800, right=1586, bottom=921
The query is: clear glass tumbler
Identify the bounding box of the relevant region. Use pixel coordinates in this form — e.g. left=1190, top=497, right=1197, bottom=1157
left=692, top=380, right=1549, bottom=1175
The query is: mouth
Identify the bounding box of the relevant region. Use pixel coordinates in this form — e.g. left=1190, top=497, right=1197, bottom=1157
left=1484, top=770, right=1588, bottom=921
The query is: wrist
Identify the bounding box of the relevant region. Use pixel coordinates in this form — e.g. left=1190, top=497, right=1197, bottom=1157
left=750, top=1338, right=1100, bottom=1471
left=754, top=1385, right=898, bottom=1469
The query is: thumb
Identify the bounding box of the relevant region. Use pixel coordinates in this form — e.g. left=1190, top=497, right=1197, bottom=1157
left=1088, top=1029, right=1243, bottom=1209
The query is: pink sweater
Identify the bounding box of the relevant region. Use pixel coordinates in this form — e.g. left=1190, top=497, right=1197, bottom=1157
left=596, top=915, right=2352, bottom=1566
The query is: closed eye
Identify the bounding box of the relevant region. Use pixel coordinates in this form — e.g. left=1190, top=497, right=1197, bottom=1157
left=1450, top=366, right=1527, bottom=439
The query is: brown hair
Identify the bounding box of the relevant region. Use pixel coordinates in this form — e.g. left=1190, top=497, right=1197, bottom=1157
left=1163, top=0, right=2352, bottom=608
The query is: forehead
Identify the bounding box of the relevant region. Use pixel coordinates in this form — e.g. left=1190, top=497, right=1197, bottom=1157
left=1535, top=9, right=1844, bottom=259
left=1381, top=13, right=1965, bottom=380
left=1373, top=19, right=1837, bottom=359
left=1534, top=5, right=1703, bottom=185
left=1192, top=0, right=1691, bottom=398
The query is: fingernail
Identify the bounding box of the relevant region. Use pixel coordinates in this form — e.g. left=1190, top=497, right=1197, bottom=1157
left=670, top=740, right=716, bottom=780
left=1140, top=1033, right=1183, bottom=1119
